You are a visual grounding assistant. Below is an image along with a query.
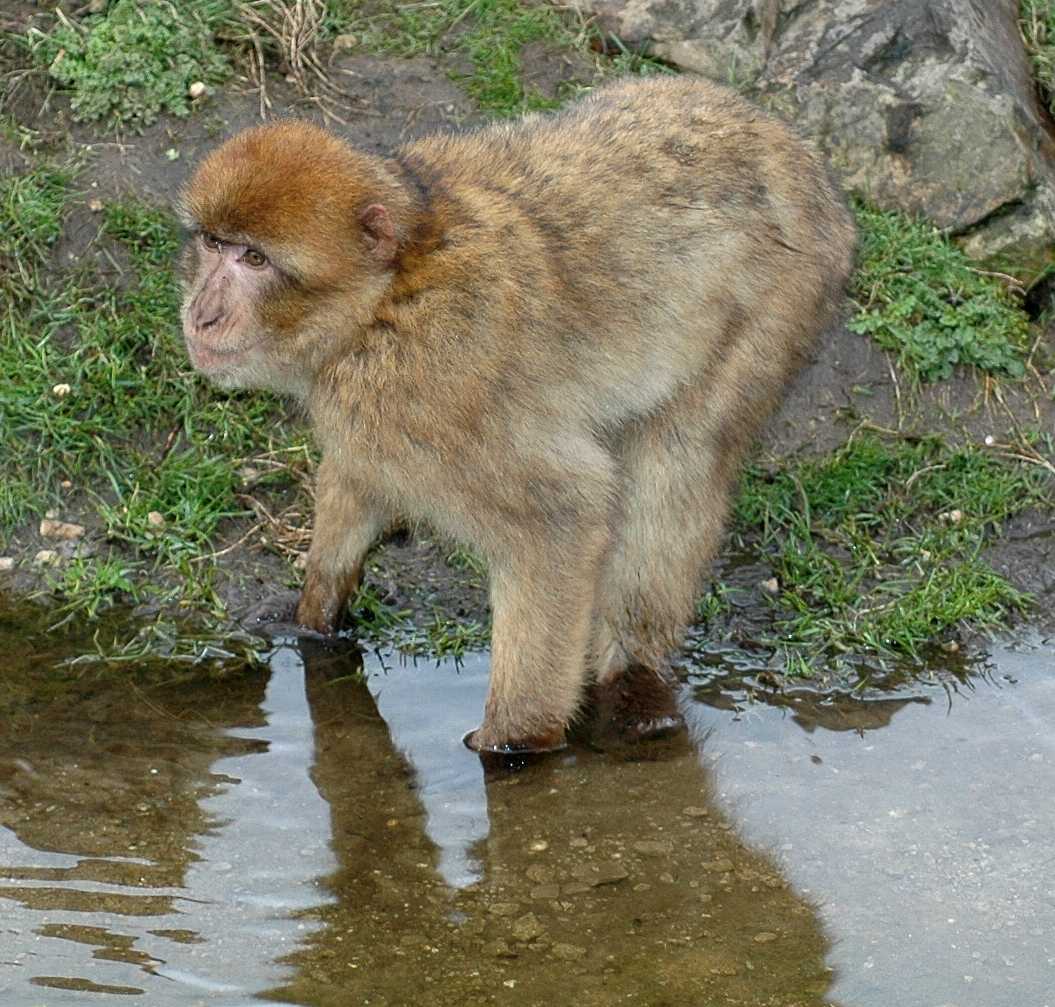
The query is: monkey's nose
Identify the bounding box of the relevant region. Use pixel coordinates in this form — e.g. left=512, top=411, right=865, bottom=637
left=196, top=309, right=224, bottom=331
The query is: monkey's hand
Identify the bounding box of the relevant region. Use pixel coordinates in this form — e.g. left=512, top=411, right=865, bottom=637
left=239, top=589, right=321, bottom=637
left=293, top=572, right=358, bottom=637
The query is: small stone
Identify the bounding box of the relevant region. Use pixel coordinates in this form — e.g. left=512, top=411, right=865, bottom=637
left=39, top=519, right=85, bottom=541
left=528, top=839, right=549, bottom=852
left=569, top=837, right=589, bottom=848
left=681, top=806, right=709, bottom=819
left=333, top=33, right=358, bottom=51
left=709, top=961, right=740, bottom=977
left=52, top=383, right=71, bottom=398
left=146, top=511, right=165, bottom=530
left=658, top=872, right=675, bottom=884
left=530, top=884, right=561, bottom=900
left=632, top=840, right=672, bottom=857
left=702, top=859, right=734, bottom=874
left=487, top=902, right=521, bottom=917
left=560, top=882, right=591, bottom=896
left=551, top=942, right=587, bottom=961
left=754, top=932, right=779, bottom=944
left=34, top=549, right=62, bottom=567
left=188, top=81, right=207, bottom=99
left=525, top=865, right=555, bottom=884
left=0, top=557, right=15, bottom=572
left=293, top=552, right=308, bottom=571
left=511, top=913, right=545, bottom=942
left=60, top=480, right=73, bottom=489
left=941, top=640, right=960, bottom=654
left=984, top=435, right=995, bottom=446
left=165, top=148, right=180, bottom=161
left=87, top=198, right=103, bottom=213
left=939, top=509, right=963, bottom=524
left=484, top=939, right=517, bottom=959
left=570, top=861, right=629, bottom=887
left=760, top=576, right=780, bottom=595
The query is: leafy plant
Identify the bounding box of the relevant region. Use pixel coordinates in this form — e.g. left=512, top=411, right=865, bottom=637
left=28, top=0, right=233, bottom=128
left=849, top=202, right=1032, bottom=381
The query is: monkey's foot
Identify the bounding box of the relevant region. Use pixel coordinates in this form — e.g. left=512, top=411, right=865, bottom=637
left=464, top=726, right=568, bottom=774
left=592, top=664, right=685, bottom=742
left=463, top=725, right=568, bottom=755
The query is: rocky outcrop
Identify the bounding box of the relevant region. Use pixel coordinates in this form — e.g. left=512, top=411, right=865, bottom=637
left=575, top=0, right=1055, bottom=282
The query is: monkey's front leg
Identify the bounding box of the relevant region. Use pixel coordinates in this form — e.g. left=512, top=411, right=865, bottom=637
left=466, top=529, right=607, bottom=754
left=296, top=459, right=387, bottom=636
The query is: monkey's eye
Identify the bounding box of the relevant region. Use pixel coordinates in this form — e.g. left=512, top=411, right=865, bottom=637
left=241, top=248, right=268, bottom=269
left=202, top=232, right=222, bottom=251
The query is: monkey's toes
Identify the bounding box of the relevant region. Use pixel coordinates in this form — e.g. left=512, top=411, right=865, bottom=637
left=463, top=725, right=568, bottom=755
left=240, top=590, right=302, bottom=632
left=592, top=664, right=686, bottom=742
left=240, top=590, right=345, bottom=641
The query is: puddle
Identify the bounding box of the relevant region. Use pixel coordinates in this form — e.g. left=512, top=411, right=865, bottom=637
left=1, top=603, right=1052, bottom=1006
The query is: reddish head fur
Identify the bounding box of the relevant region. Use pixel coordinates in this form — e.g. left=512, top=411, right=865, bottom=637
left=180, top=120, right=414, bottom=287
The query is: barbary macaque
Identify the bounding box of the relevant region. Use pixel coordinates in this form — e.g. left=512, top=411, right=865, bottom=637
left=180, top=75, right=855, bottom=754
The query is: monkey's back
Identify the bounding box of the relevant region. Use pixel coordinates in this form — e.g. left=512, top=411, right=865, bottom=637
left=392, top=75, right=854, bottom=441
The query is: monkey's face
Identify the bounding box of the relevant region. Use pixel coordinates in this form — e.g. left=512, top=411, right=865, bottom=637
left=181, top=231, right=285, bottom=391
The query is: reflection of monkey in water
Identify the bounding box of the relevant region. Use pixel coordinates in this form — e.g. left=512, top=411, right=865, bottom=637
left=180, top=76, right=856, bottom=755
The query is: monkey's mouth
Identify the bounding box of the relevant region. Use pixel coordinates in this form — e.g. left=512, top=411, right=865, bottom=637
left=184, top=335, right=260, bottom=371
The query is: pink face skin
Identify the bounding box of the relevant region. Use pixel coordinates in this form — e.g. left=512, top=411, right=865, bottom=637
left=182, top=233, right=276, bottom=381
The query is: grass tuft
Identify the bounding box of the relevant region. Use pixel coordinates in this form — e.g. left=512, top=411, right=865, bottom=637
left=26, top=0, right=233, bottom=128
left=849, top=202, right=1032, bottom=381
left=733, top=433, right=1049, bottom=661
left=0, top=163, right=308, bottom=621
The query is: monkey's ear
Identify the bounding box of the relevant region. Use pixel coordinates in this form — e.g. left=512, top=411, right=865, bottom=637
left=360, top=203, right=397, bottom=262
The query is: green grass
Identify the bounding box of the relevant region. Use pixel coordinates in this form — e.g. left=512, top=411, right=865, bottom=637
left=1022, top=0, right=1055, bottom=115
left=732, top=433, right=1048, bottom=664
left=25, top=0, right=233, bottom=128
left=336, top=0, right=576, bottom=115
left=849, top=202, right=1033, bottom=381
left=333, top=0, right=668, bottom=117
left=0, top=161, right=309, bottom=620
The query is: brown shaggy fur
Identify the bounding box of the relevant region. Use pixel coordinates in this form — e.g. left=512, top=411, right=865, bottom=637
left=180, top=76, right=856, bottom=752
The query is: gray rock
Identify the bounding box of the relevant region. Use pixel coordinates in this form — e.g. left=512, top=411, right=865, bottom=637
left=570, top=0, right=1055, bottom=281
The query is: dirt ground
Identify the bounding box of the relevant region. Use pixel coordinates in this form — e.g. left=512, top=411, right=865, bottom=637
left=2, top=21, right=1054, bottom=649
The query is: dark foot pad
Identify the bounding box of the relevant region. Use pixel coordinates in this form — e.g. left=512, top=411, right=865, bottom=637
left=592, top=664, right=685, bottom=742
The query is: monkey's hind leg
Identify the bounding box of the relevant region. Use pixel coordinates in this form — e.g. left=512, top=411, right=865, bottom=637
left=594, top=386, right=740, bottom=741
left=464, top=467, right=618, bottom=756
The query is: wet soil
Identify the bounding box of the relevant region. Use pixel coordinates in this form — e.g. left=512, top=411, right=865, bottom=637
left=0, top=6, right=1053, bottom=821
left=1, top=31, right=1053, bottom=638
left=2, top=602, right=1053, bottom=1005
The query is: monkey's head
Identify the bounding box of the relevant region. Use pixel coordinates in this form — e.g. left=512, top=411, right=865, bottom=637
left=179, top=120, right=413, bottom=395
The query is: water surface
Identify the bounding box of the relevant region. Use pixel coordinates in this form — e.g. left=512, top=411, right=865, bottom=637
left=1, top=602, right=1052, bottom=1006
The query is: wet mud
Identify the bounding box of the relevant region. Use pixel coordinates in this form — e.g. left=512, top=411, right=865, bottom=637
left=1, top=600, right=1052, bottom=1006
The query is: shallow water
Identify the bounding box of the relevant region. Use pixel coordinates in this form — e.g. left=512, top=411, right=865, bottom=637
left=1, top=604, right=1052, bottom=1006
